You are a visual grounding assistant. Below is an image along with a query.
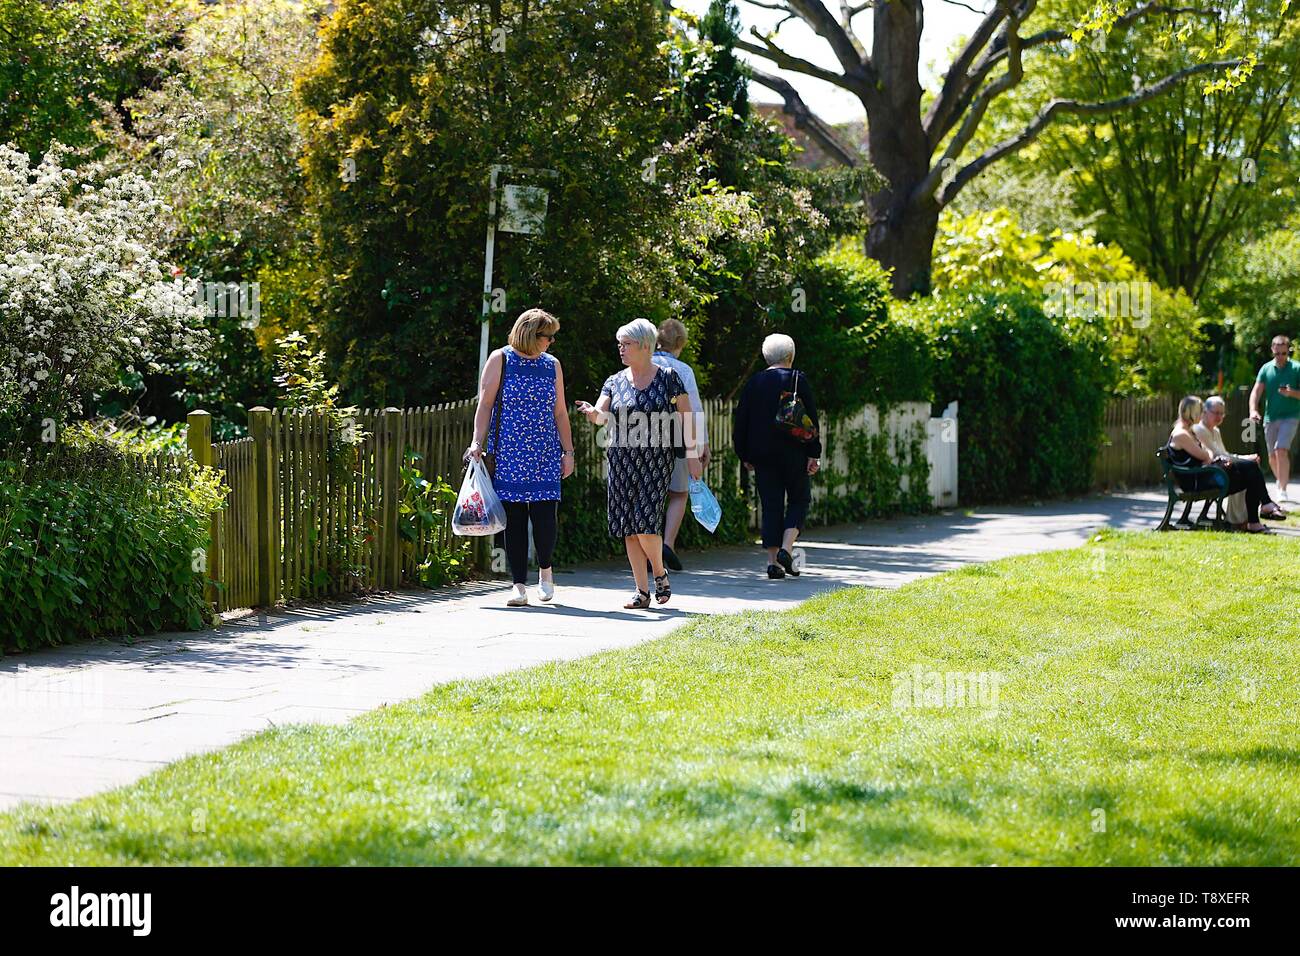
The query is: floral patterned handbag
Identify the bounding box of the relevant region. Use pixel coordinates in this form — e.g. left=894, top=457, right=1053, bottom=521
left=773, top=369, right=818, bottom=442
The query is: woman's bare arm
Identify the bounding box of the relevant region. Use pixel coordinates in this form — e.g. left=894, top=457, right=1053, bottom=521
left=676, top=392, right=702, bottom=477
left=554, top=361, right=575, bottom=476
left=467, top=351, right=503, bottom=458
left=1171, top=429, right=1213, bottom=464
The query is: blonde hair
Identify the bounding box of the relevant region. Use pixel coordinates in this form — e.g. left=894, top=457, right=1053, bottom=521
left=1178, top=395, right=1203, bottom=426
left=656, top=319, right=688, bottom=353
left=508, top=308, right=559, bottom=355
left=616, top=318, right=658, bottom=353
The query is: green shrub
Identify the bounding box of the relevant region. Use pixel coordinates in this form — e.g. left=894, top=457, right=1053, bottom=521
left=0, top=443, right=226, bottom=652
left=298, top=0, right=679, bottom=407
left=399, top=450, right=472, bottom=588
left=897, top=288, right=1114, bottom=502
left=931, top=207, right=1206, bottom=395
left=794, top=245, right=933, bottom=414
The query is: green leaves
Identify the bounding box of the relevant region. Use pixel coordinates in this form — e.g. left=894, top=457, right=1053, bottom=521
left=0, top=0, right=177, bottom=156
left=1201, top=51, right=1258, bottom=95
left=896, top=288, right=1113, bottom=502
left=932, top=207, right=1206, bottom=396
left=0, top=451, right=217, bottom=652
left=398, top=450, right=471, bottom=587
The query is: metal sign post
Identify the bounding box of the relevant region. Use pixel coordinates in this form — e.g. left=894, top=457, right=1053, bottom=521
left=478, top=164, right=559, bottom=382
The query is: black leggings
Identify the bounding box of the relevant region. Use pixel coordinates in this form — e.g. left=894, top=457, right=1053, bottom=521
left=1180, top=457, right=1270, bottom=523
left=502, top=500, right=559, bottom=583
left=1225, top=457, right=1272, bottom=523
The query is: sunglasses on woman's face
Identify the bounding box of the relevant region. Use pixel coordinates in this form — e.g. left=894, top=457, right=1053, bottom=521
left=540, top=333, right=557, bottom=342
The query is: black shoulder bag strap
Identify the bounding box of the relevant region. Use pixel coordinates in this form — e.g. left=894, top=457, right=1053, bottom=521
left=486, top=348, right=508, bottom=478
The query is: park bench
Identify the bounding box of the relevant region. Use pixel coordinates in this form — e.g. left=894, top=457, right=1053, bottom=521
left=1155, top=446, right=1229, bottom=531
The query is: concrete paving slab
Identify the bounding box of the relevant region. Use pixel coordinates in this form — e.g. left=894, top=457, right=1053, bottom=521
left=0, top=490, right=1171, bottom=812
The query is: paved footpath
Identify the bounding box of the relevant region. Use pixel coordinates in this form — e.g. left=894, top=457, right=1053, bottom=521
left=0, top=491, right=1178, bottom=811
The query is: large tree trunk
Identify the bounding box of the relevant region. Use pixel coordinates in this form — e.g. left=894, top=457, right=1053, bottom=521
left=863, top=0, right=939, bottom=298
left=734, top=0, right=1250, bottom=300
left=865, top=193, right=939, bottom=298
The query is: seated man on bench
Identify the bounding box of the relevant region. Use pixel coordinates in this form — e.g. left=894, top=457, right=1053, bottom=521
left=1193, top=395, right=1287, bottom=526
left=1166, top=395, right=1274, bottom=534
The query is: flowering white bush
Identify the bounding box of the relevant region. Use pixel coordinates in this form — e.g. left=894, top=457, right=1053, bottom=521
left=0, top=144, right=208, bottom=437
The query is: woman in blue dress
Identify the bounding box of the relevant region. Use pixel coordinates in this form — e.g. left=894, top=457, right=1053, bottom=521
left=576, top=319, right=702, bottom=608
left=466, top=309, right=575, bottom=606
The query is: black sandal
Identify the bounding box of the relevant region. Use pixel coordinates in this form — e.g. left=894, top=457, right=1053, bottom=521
left=624, top=588, right=651, bottom=609
left=654, top=573, right=671, bottom=605
left=776, top=548, right=799, bottom=577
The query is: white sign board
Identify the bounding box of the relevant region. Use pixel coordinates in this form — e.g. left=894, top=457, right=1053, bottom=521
left=498, top=184, right=549, bottom=234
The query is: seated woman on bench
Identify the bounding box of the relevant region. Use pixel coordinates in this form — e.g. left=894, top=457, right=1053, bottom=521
left=1193, top=394, right=1286, bottom=526
left=1167, top=395, right=1276, bottom=534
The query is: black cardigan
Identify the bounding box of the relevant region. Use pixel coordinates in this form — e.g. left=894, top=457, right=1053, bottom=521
left=733, top=366, right=822, bottom=464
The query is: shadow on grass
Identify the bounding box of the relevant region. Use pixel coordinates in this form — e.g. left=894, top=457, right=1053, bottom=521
left=1191, top=746, right=1300, bottom=768
left=10, top=752, right=1295, bottom=866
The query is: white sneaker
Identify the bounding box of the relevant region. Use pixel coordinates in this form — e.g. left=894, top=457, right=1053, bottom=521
left=506, top=584, right=529, bottom=607
left=538, top=574, right=555, bottom=602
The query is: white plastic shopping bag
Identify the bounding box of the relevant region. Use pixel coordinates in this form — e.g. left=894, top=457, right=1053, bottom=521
left=452, top=458, right=507, bottom=536
left=688, top=478, right=722, bottom=534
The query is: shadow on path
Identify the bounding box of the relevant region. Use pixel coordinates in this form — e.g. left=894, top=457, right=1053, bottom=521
left=0, top=488, right=1173, bottom=808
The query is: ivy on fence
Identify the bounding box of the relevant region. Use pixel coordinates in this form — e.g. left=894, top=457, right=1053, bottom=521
left=814, top=419, right=932, bottom=526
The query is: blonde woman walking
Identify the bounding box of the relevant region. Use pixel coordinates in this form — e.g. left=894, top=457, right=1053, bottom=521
left=465, top=309, right=576, bottom=605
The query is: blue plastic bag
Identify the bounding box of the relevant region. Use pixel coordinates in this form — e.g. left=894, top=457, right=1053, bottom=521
left=688, top=478, right=722, bottom=534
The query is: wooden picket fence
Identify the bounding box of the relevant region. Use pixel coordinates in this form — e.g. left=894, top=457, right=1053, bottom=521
left=1091, top=393, right=1181, bottom=489
left=1091, top=386, right=1271, bottom=489
left=184, top=404, right=478, bottom=612
left=184, top=399, right=755, bottom=611
left=177, top=393, right=959, bottom=612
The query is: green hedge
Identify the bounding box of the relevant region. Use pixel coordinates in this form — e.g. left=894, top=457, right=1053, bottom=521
left=0, top=446, right=225, bottom=652
left=794, top=245, right=934, bottom=414
left=897, top=288, right=1114, bottom=501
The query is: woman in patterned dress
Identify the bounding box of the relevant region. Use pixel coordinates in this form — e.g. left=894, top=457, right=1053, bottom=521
left=576, top=319, right=702, bottom=608
left=466, top=309, right=575, bottom=606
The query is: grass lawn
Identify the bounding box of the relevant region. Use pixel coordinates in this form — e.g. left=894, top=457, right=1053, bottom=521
left=2, top=530, right=1297, bottom=865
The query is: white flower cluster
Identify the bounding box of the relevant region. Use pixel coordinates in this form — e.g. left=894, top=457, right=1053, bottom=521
left=0, top=143, right=209, bottom=423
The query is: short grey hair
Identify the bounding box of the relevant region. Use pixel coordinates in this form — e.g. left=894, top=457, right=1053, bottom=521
left=1204, top=395, right=1226, bottom=413
left=762, top=333, right=796, bottom=365
left=616, top=318, right=658, bottom=353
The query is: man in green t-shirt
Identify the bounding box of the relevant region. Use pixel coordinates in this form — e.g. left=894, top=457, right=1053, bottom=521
left=1249, top=334, right=1300, bottom=502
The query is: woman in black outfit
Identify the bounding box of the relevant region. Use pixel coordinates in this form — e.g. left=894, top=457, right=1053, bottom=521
left=1167, top=395, right=1272, bottom=533
left=734, top=333, right=822, bottom=577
